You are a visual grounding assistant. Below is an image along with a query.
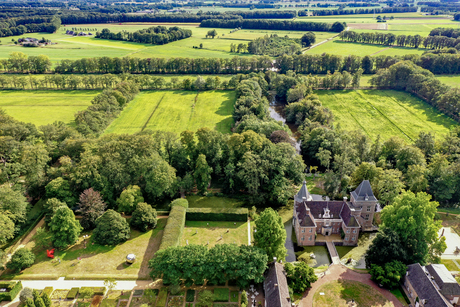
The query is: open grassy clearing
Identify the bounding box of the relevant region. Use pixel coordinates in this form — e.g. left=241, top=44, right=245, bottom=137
left=186, top=195, right=245, bottom=209
left=181, top=221, right=249, bottom=247
left=317, top=89, right=457, bottom=142
left=104, top=90, right=235, bottom=135
left=0, top=90, right=99, bottom=127
left=435, top=75, right=460, bottom=88
left=312, top=280, right=392, bottom=307
left=2, top=218, right=167, bottom=280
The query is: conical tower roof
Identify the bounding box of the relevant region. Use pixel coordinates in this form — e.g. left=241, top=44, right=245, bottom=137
left=351, top=180, right=377, bottom=201
left=295, top=180, right=312, bottom=202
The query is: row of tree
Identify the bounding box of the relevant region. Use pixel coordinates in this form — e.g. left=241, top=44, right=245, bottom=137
left=0, top=16, right=60, bottom=38
left=245, top=35, right=302, bottom=57
left=430, top=27, right=460, bottom=38
left=308, top=6, right=417, bottom=16
left=95, top=26, right=192, bottom=45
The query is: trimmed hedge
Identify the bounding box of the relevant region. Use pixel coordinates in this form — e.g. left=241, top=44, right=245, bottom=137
left=186, top=208, right=248, bottom=222
left=0, top=281, right=22, bottom=302
left=213, top=288, right=229, bottom=302
left=170, top=198, right=188, bottom=209
left=67, top=288, right=79, bottom=299
left=159, top=206, right=186, bottom=250
left=79, top=287, right=105, bottom=295
left=42, top=287, right=53, bottom=297
left=156, top=211, right=170, bottom=216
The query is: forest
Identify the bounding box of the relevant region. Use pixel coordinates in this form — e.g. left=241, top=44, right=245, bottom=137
left=95, top=26, right=192, bottom=45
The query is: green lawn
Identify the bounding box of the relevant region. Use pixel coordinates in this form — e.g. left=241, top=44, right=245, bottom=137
left=390, top=287, right=410, bottom=306
left=313, top=280, right=392, bottom=307
left=104, top=90, right=235, bottom=135
left=317, top=89, right=458, bottom=142
left=2, top=218, right=167, bottom=280
left=441, top=259, right=460, bottom=272
left=181, top=221, right=249, bottom=247
left=0, top=90, right=99, bottom=127
left=186, top=196, right=245, bottom=209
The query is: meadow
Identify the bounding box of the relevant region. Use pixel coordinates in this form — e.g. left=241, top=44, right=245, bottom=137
left=0, top=90, right=99, bottom=127
left=104, top=90, right=235, bottom=135
left=316, top=89, right=458, bottom=142
left=181, top=221, right=250, bottom=247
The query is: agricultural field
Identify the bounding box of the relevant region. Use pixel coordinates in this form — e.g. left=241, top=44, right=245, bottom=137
left=316, top=89, right=458, bottom=142
left=0, top=90, right=99, bottom=127
left=181, top=221, right=250, bottom=247
left=435, top=75, right=460, bottom=88
left=104, top=90, right=235, bottom=135
left=0, top=23, right=336, bottom=61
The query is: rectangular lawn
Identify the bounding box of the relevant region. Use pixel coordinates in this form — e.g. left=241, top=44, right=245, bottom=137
left=104, top=90, right=235, bottom=135
left=0, top=90, right=99, bottom=127
left=181, top=221, right=249, bottom=247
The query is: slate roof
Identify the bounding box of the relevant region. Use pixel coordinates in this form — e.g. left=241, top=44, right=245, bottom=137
left=295, top=203, right=315, bottom=227
left=264, top=262, right=291, bottom=307
left=294, top=180, right=311, bottom=202
left=426, top=264, right=460, bottom=297
left=308, top=201, right=344, bottom=220
left=405, top=263, right=452, bottom=307
left=341, top=204, right=360, bottom=227
left=351, top=180, right=377, bottom=202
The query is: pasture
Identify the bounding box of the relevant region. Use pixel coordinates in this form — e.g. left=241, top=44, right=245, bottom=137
left=181, top=221, right=250, bottom=247
left=0, top=90, right=99, bottom=127
left=104, top=90, right=235, bottom=135
left=316, top=89, right=457, bottom=142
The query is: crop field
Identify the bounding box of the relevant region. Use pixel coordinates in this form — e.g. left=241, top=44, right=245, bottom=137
left=316, top=90, right=457, bottom=142
left=0, top=90, right=99, bottom=127
left=104, top=90, right=235, bottom=135
left=0, top=23, right=336, bottom=61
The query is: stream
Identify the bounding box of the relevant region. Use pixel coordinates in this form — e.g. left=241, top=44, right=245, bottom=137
left=268, top=97, right=301, bottom=154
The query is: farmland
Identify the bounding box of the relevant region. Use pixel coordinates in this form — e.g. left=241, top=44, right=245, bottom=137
left=316, top=89, right=458, bottom=141
left=104, top=90, right=235, bottom=135
left=0, top=90, right=99, bottom=127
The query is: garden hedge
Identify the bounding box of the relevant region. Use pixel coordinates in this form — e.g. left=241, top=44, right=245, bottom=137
left=42, top=287, right=53, bottom=297
left=79, top=287, right=105, bottom=295
left=66, top=288, right=79, bottom=299
left=159, top=206, right=186, bottom=250
left=170, top=198, right=188, bottom=209
left=0, top=281, right=22, bottom=302
left=186, top=208, right=248, bottom=222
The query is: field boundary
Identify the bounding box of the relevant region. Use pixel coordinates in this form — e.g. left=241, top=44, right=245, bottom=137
left=141, top=93, right=165, bottom=131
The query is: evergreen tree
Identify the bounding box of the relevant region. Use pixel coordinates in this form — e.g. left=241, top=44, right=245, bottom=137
left=194, top=154, right=212, bottom=195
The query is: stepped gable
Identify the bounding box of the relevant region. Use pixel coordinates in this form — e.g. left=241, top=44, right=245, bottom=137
left=426, top=264, right=460, bottom=297
left=341, top=204, right=360, bottom=227
left=295, top=180, right=311, bottom=202
left=351, top=180, right=377, bottom=202
left=308, top=201, right=344, bottom=219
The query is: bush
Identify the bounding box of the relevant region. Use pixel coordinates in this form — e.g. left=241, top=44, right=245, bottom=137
left=40, top=290, right=52, bottom=307
left=7, top=248, right=35, bottom=272
left=169, top=284, right=181, bottom=295
left=0, top=281, right=22, bottom=302
left=156, top=288, right=168, bottom=307
left=93, top=210, right=130, bottom=245
left=198, top=290, right=214, bottom=307
left=79, top=287, right=105, bottom=296
left=143, top=289, right=158, bottom=303
left=42, top=287, right=53, bottom=297
left=170, top=198, right=188, bottom=209
left=186, top=289, right=195, bottom=302
left=159, top=206, right=186, bottom=250
left=186, top=208, right=248, bottom=221
left=66, top=288, right=79, bottom=299
left=79, top=288, right=94, bottom=299
left=213, top=288, right=229, bottom=302
left=130, top=203, right=157, bottom=232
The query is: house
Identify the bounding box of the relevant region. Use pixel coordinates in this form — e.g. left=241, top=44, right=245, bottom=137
left=263, top=261, right=291, bottom=307
left=426, top=264, right=460, bottom=305
left=403, top=263, right=456, bottom=307
left=293, top=180, right=378, bottom=246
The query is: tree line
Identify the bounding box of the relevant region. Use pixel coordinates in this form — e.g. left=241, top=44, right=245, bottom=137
left=95, top=26, right=192, bottom=45
left=430, top=27, right=460, bottom=38
left=0, top=15, right=60, bottom=37
left=200, top=19, right=347, bottom=33
left=308, top=6, right=417, bottom=16
left=244, top=35, right=302, bottom=57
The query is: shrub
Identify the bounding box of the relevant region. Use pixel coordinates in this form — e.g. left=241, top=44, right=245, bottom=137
left=0, top=282, right=22, bottom=302
left=116, top=185, right=144, bottom=215
left=26, top=297, right=35, bottom=307
left=143, top=289, right=158, bottom=303
left=80, top=287, right=105, bottom=296
left=40, top=290, right=52, bottom=307
left=213, top=288, right=229, bottom=302
left=186, top=289, right=195, bottom=302
left=170, top=198, right=188, bottom=209
left=197, top=290, right=213, bottom=307
left=93, top=210, right=130, bottom=245
left=159, top=206, right=186, bottom=250
left=7, top=248, right=35, bottom=272
left=186, top=208, right=248, bottom=222
left=19, top=287, right=33, bottom=303
left=156, top=288, right=168, bottom=307
left=66, top=288, right=79, bottom=299
left=79, top=288, right=94, bottom=299
left=169, top=284, right=181, bottom=295
left=130, top=203, right=157, bottom=232
left=42, top=287, right=53, bottom=297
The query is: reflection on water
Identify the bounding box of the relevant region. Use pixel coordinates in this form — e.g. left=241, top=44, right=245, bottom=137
left=268, top=97, right=301, bottom=154
left=296, top=245, right=332, bottom=268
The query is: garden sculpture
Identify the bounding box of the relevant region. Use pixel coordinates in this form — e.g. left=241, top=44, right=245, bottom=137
left=46, top=248, right=55, bottom=258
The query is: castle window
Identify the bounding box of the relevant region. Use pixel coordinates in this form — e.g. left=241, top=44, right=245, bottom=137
left=365, top=214, right=369, bottom=220
left=301, top=236, right=304, bottom=241
left=353, top=229, right=357, bottom=233
left=352, top=236, right=356, bottom=241
left=301, top=229, right=305, bottom=233
left=309, top=236, right=312, bottom=240
left=346, top=229, right=350, bottom=234
left=345, top=236, right=349, bottom=241
left=367, top=206, right=371, bottom=212
left=309, top=228, right=312, bottom=233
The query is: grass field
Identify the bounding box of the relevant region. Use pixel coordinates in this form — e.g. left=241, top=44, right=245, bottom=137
left=312, top=280, right=392, bottom=307
left=317, top=89, right=458, bottom=142
left=186, top=196, right=245, bottom=209
left=2, top=218, right=167, bottom=280
left=0, top=90, right=99, bottom=127
left=104, top=90, right=235, bottom=135
left=181, top=221, right=249, bottom=247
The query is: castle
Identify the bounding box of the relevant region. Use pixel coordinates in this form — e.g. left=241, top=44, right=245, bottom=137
left=293, top=180, right=378, bottom=246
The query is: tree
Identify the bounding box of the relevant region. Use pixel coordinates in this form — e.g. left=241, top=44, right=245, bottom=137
left=130, top=203, right=157, bottom=232
left=331, top=21, right=346, bottom=32
left=361, top=55, right=373, bottom=74
left=301, top=32, right=316, bottom=47
left=103, top=278, right=117, bottom=295
left=254, top=208, right=287, bottom=262
left=284, top=262, right=317, bottom=293
left=41, top=291, right=52, bottom=307
left=0, top=213, right=14, bottom=244
left=77, top=188, right=107, bottom=230
left=0, top=185, right=28, bottom=225
left=26, top=298, right=35, bottom=307
left=44, top=198, right=66, bottom=225
left=116, top=185, right=144, bottom=215
left=93, top=210, right=130, bottom=245
left=370, top=261, right=407, bottom=289
left=49, top=206, right=82, bottom=249
left=381, top=191, right=447, bottom=264
left=45, top=177, right=76, bottom=207
left=375, top=169, right=404, bottom=207
left=206, top=29, right=217, bottom=38
left=194, top=154, right=212, bottom=195
left=395, top=146, right=426, bottom=174
left=7, top=248, right=35, bottom=272
left=365, top=228, right=407, bottom=268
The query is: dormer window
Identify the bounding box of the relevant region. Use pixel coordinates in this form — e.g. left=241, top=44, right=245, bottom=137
left=319, top=213, right=322, bottom=218
left=323, top=208, right=330, bottom=218
left=365, top=194, right=369, bottom=201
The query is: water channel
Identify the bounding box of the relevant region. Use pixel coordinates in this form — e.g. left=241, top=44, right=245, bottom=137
left=268, top=97, right=301, bottom=154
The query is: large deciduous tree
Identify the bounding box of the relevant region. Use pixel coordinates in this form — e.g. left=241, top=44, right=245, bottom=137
left=284, top=262, right=317, bottom=293
left=130, top=202, right=157, bottom=232
left=7, top=248, right=35, bottom=272
left=93, top=209, right=130, bottom=245
left=0, top=185, right=28, bottom=226
left=0, top=212, right=15, bottom=244
left=365, top=228, right=407, bottom=268
left=370, top=261, right=407, bottom=289
left=49, top=206, right=82, bottom=249
left=254, top=208, right=287, bottom=262
left=116, top=185, right=144, bottom=215
left=301, top=32, right=316, bottom=47
left=45, top=177, right=76, bottom=207
left=194, top=154, right=212, bottom=195
left=77, top=188, right=107, bottom=230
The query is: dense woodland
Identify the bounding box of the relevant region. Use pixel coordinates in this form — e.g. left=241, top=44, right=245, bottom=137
left=95, top=26, right=192, bottom=45
left=308, top=6, right=417, bottom=16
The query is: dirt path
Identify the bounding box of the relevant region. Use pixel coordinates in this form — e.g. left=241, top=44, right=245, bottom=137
left=300, top=264, right=404, bottom=307
left=370, top=46, right=392, bottom=56
left=17, top=217, right=46, bottom=250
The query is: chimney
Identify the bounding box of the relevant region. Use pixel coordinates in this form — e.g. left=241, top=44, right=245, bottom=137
left=273, top=257, right=277, bottom=263
left=274, top=284, right=278, bottom=288
left=343, top=196, right=348, bottom=202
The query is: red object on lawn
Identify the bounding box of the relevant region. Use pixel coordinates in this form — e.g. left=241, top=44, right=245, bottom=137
left=46, top=249, right=55, bottom=258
